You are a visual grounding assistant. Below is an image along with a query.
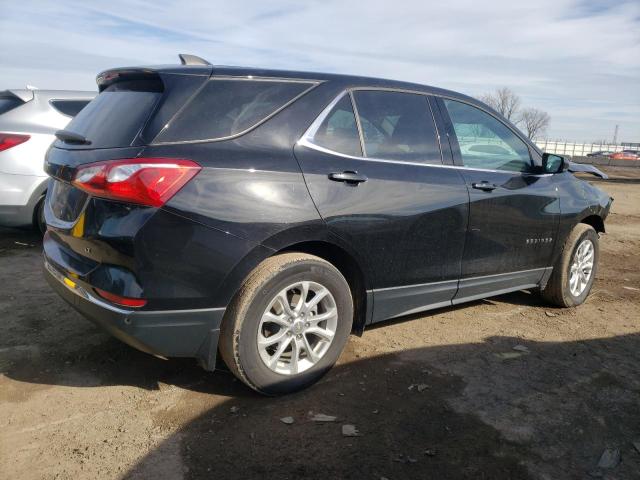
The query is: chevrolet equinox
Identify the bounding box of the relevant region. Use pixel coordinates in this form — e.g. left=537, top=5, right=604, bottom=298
left=43, top=55, right=612, bottom=394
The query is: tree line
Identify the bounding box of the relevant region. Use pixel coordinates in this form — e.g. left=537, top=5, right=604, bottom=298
left=479, top=87, right=550, bottom=140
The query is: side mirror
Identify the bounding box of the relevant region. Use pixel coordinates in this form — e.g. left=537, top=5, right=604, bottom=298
left=542, top=153, right=568, bottom=174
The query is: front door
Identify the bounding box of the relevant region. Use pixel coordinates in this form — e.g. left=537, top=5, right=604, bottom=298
left=437, top=97, right=560, bottom=303
left=295, top=89, right=469, bottom=322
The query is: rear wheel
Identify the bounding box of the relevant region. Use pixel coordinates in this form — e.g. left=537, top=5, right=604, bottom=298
left=219, top=252, right=353, bottom=395
left=541, top=224, right=599, bottom=307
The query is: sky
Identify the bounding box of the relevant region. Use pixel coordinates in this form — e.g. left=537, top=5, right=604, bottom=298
left=1, top=0, right=639, bottom=143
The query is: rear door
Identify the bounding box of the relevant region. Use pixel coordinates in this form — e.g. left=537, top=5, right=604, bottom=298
left=436, top=97, right=560, bottom=303
left=295, top=89, right=469, bottom=322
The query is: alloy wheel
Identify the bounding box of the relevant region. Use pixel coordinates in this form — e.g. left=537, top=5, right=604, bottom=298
left=257, top=281, right=338, bottom=375
left=569, top=239, right=594, bottom=297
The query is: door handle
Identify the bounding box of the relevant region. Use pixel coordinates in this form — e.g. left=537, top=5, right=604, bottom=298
left=471, top=181, right=498, bottom=192
left=328, top=171, right=368, bottom=185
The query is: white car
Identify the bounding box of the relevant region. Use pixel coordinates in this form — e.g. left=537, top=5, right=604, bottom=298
left=0, top=88, right=95, bottom=232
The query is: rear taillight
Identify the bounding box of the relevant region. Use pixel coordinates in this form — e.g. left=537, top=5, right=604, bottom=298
left=95, top=288, right=147, bottom=308
left=0, top=133, right=30, bottom=152
left=72, top=157, right=201, bottom=207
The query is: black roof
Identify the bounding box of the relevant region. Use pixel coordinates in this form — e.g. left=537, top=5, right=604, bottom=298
left=98, top=60, right=477, bottom=105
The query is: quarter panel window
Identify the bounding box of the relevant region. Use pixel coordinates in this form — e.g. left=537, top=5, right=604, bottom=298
left=157, top=79, right=314, bottom=142
left=310, top=95, right=362, bottom=157
left=443, top=99, right=531, bottom=172
left=352, top=91, right=441, bottom=163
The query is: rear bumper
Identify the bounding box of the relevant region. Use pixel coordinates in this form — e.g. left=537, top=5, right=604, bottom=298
left=44, top=259, right=225, bottom=370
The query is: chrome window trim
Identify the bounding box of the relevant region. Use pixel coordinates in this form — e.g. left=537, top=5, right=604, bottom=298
left=208, top=75, right=325, bottom=83
left=299, top=87, right=548, bottom=176
left=152, top=77, right=321, bottom=146
left=298, top=136, right=552, bottom=176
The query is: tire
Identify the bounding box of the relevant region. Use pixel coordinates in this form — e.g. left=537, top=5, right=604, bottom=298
left=541, top=224, right=599, bottom=307
left=33, top=197, right=46, bottom=235
left=219, top=252, right=353, bottom=395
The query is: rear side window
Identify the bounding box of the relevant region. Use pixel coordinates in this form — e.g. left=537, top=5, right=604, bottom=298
left=156, top=79, right=315, bottom=143
left=59, top=80, right=162, bottom=149
left=309, top=95, right=362, bottom=157
left=50, top=100, right=90, bottom=117
left=0, top=95, right=24, bottom=115
left=352, top=91, right=441, bottom=163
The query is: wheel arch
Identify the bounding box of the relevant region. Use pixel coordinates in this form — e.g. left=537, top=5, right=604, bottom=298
left=580, top=214, right=605, bottom=234
left=277, top=240, right=371, bottom=335
left=216, top=232, right=372, bottom=336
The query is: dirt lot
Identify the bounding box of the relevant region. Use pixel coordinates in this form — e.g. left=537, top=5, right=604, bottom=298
left=1, top=168, right=639, bottom=480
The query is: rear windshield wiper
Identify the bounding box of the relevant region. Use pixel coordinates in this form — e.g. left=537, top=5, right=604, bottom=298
left=55, top=129, right=91, bottom=145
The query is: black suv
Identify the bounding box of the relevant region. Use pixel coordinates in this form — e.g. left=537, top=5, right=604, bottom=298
left=44, top=55, right=612, bottom=394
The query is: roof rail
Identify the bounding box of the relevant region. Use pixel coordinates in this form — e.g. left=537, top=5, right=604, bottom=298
left=178, top=54, right=211, bottom=66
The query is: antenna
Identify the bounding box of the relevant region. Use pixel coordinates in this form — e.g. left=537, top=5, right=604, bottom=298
left=178, top=54, right=211, bottom=66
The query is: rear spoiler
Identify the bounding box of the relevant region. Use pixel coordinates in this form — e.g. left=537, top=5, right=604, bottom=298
left=3, top=89, right=34, bottom=103
left=97, top=54, right=213, bottom=92
left=568, top=161, right=608, bottom=180
left=96, top=68, right=165, bottom=92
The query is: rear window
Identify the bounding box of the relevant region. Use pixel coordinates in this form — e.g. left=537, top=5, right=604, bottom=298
left=0, top=95, right=24, bottom=115
left=59, top=80, right=162, bottom=149
left=155, top=78, right=315, bottom=143
left=50, top=99, right=90, bottom=117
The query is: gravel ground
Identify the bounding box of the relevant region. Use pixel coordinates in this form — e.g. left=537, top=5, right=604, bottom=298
left=1, top=168, right=639, bottom=480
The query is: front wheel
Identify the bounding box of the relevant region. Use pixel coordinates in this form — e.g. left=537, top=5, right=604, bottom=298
left=541, top=224, right=599, bottom=307
left=219, top=252, right=353, bottom=395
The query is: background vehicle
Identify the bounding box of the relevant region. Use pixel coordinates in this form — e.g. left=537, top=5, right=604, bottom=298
left=42, top=55, right=612, bottom=395
left=610, top=150, right=639, bottom=160
left=0, top=88, right=95, bottom=232
left=586, top=150, right=613, bottom=157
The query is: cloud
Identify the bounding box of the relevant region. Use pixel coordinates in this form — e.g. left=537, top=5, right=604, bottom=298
left=0, top=0, right=638, bottom=141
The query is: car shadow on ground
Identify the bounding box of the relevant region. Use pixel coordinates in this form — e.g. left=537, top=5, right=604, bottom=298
left=121, top=334, right=639, bottom=480
left=0, top=226, right=41, bottom=250
left=1, top=288, right=547, bottom=397
left=4, top=329, right=640, bottom=478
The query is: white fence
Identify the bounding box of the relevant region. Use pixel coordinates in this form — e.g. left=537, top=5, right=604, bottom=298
left=534, top=140, right=631, bottom=156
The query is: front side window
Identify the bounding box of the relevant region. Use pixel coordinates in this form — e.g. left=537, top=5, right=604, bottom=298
left=309, top=95, right=362, bottom=157
left=443, top=99, right=532, bottom=172
left=352, top=91, right=441, bottom=163
left=157, top=79, right=315, bottom=143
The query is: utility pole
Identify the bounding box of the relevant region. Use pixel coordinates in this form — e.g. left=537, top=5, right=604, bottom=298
left=612, top=124, right=619, bottom=145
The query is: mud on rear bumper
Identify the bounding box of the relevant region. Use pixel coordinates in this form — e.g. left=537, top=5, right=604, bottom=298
left=44, top=259, right=225, bottom=370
